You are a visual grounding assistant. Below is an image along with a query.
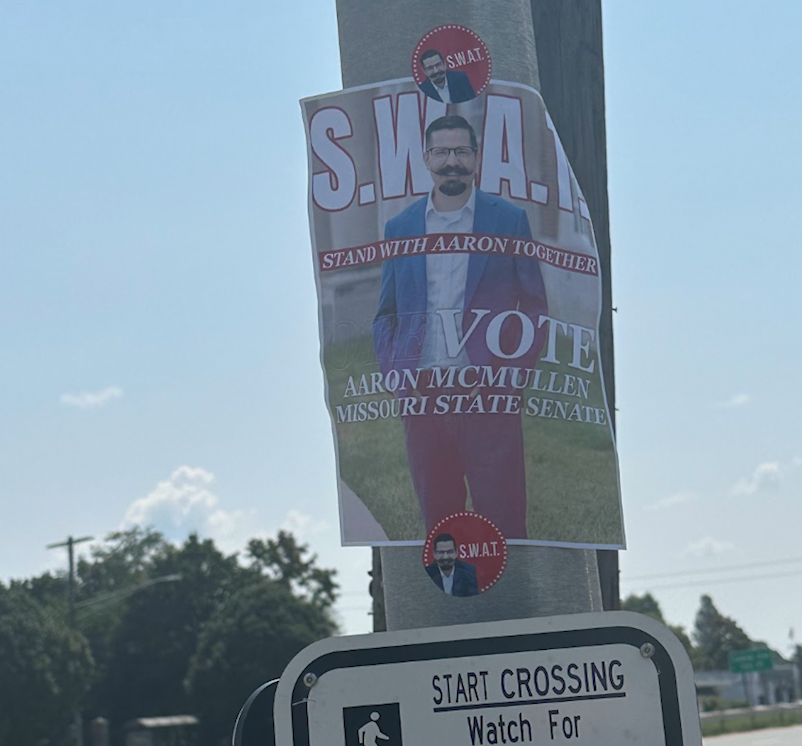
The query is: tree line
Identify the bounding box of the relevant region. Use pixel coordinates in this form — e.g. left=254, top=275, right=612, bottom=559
left=0, top=528, right=338, bottom=746
left=4, top=528, right=800, bottom=746
left=622, top=591, right=801, bottom=673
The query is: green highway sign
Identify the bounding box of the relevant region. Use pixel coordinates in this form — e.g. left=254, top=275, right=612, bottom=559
left=729, top=648, right=773, bottom=674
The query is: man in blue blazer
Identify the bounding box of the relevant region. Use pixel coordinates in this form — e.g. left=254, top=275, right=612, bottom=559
left=373, top=115, right=548, bottom=539
left=418, top=49, right=476, bottom=104
left=425, top=533, right=479, bottom=597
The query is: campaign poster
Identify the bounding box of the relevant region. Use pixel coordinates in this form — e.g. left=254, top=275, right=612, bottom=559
left=301, top=39, right=624, bottom=549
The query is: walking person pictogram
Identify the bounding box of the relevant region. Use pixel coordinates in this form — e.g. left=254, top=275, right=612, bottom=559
left=358, top=712, right=390, bottom=746
left=344, top=703, right=402, bottom=746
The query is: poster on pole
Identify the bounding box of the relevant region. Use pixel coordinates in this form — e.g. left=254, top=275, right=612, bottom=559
left=301, top=32, right=623, bottom=549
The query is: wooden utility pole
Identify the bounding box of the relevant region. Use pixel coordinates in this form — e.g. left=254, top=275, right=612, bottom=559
left=47, top=534, right=94, bottom=746
left=528, top=0, right=619, bottom=612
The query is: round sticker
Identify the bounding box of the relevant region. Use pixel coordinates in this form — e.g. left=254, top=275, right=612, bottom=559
left=422, top=512, right=507, bottom=596
left=412, top=25, right=491, bottom=104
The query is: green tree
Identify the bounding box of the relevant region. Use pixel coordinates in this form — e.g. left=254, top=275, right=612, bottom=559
left=186, top=579, right=338, bottom=746
left=668, top=624, right=699, bottom=667
left=12, top=570, right=69, bottom=612
left=621, top=592, right=697, bottom=663
left=77, top=527, right=168, bottom=600
left=98, top=533, right=247, bottom=732
left=621, top=592, right=665, bottom=622
left=246, top=531, right=338, bottom=611
left=0, top=585, right=95, bottom=746
left=76, top=528, right=172, bottom=720
left=693, top=594, right=752, bottom=670
left=1, top=528, right=338, bottom=746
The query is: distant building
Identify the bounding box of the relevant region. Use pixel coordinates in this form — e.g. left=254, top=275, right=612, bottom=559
left=124, top=715, right=198, bottom=746
left=695, top=664, right=799, bottom=707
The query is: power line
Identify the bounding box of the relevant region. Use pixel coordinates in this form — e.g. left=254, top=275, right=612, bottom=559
left=75, top=574, right=182, bottom=615
left=624, top=556, right=802, bottom=582
left=624, top=568, right=802, bottom=592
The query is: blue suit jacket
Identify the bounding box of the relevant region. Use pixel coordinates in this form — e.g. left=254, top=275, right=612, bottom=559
left=418, top=70, right=476, bottom=103
left=425, top=560, right=479, bottom=596
left=373, top=189, right=548, bottom=381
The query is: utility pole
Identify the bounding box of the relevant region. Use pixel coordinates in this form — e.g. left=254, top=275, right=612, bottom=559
left=47, top=534, right=94, bottom=746
left=284, top=9, right=708, bottom=742
left=527, top=0, right=619, bottom=612
left=335, top=0, right=616, bottom=631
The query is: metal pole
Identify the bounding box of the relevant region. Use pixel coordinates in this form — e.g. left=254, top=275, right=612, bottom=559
left=334, top=0, right=607, bottom=631
left=48, top=535, right=94, bottom=746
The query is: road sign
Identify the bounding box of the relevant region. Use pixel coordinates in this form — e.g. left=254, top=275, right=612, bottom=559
left=729, top=648, right=774, bottom=674
left=274, top=611, right=701, bottom=746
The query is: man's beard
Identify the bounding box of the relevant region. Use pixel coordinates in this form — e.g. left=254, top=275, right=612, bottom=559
left=436, top=166, right=470, bottom=197
left=439, top=180, right=468, bottom=196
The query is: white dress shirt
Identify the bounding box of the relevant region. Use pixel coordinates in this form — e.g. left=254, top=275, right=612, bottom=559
left=435, top=77, right=451, bottom=103
left=440, top=568, right=455, bottom=595
left=419, top=188, right=475, bottom=370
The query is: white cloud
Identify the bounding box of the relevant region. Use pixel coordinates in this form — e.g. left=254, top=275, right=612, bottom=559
left=282, top=509, right=328, bottom=538
left=682, top=537, right=735, bottom=558
left=645, top=491, right=693, bottom=512
left=123, top=466, right=262, bottom=552
left=124, top=466, right=217, bottom=530
left=122, top=467, right=326, bottom=555
left=731, top=461, right=781, bottom=496
left=60, top=385, right=123, bottom=409
left=717, top=393, right=750, bottom=409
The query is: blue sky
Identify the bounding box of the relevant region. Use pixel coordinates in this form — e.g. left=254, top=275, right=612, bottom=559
left=2, top=1, right=801, bottom=653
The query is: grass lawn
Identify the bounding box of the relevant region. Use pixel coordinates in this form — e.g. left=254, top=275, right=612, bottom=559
left=701, top=708, right=802, bottom=737
left=324, top=332, right=623, bottom=545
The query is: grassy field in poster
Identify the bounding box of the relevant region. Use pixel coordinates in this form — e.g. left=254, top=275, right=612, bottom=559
left=324, top=333, right=623, bottom=546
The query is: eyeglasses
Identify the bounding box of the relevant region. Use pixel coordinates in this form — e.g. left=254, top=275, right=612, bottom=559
left=425, top=146, right=477, bottom=163
left=422, top=60, right=445, bottom=74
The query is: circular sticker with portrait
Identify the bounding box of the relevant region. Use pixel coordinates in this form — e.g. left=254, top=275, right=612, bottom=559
left=412, top=25, right=491, bottom=104
left=422, top=512, right=507, bottom=597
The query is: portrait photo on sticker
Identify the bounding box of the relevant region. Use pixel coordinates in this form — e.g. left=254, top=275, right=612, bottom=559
left=422, top=512, right=507, bottom=596
left=412, top=25, right=491, bottom=104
